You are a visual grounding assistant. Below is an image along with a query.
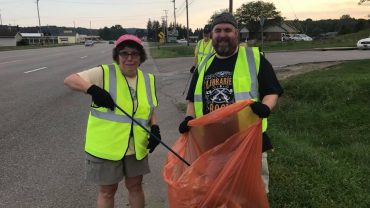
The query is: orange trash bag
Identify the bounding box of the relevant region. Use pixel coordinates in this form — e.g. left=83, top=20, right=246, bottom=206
left=163, top=100, right=269, bottom=208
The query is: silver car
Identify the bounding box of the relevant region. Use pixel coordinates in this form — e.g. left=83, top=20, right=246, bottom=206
left=357, top=37, right=370, bottom=50
left=85, top=40, right=94, bottom=47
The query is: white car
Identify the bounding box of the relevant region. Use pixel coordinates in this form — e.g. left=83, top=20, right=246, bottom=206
left=291, top=34, right=313, bottom=41
left=176, top=39, right=187, bottom=44
left=357, top=37, right=370, bottom=50
left=85, top=40, right=94, bottom=47
left=281, top=33, right=293, bottom=41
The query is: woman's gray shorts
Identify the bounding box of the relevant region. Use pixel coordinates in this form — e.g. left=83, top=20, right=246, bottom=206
left=85, top=153, right=150, bottom=185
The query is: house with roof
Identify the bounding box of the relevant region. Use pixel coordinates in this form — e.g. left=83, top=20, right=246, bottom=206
left=58, top=30, right=77, bottom=44
left=16, top=32, right=59, bottom=45
left=0, top=26, right=18, bottom=46
left=240, top=27, right=250, bottom=42
left=248, top=23, right=299, bottom=41
left=263, top=23, right=299, bottom=41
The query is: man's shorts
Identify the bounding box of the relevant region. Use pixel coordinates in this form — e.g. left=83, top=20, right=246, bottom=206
left=85, top=153, right=150, bottom=185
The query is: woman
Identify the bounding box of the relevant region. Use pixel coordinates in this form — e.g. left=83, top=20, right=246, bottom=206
left=64, top=34, right=160, bottom=208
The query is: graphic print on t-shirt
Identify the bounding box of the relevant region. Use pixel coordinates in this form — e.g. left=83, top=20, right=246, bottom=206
left=204, top=70, right=234, bottom=113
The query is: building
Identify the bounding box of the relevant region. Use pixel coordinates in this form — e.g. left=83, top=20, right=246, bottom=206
left=240, top=27, right=250, bottom=42
left=0, top=25, right=18, bottom=46
left=262, top=23, right=299, bottom=41
left=58, top=30, right=77, bottom=44
left=248, top=23, right=299, bottom=41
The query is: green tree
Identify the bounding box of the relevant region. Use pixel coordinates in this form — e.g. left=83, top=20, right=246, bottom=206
left=98, top=25, right=126, bottom=40
left=234, top=1, right=283, bottom=32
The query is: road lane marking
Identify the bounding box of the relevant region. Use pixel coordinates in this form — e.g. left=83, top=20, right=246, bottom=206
left=80, top=56, right=88, bottom=59
left=24, top=67, right=48, bottom=74
left=0, top=60, right=22, bottom=65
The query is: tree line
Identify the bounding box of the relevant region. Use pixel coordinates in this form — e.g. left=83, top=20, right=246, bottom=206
left=97, top=0, right=370, bottom=41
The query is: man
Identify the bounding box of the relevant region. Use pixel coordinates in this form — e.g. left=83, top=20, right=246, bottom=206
left=189, top=24, right=213, bottom=73
left=178, top=12, right=283, bottom=193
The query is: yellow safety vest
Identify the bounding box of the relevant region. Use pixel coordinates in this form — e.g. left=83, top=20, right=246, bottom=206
left=85, top=64, right=158, bottom=161
left=196, top=39, right=214, bottom=67
left=194, top=46, right=267, bottom=132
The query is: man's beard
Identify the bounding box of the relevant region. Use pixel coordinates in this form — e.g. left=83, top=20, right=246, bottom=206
left=213, top=37, right=238, bottom=57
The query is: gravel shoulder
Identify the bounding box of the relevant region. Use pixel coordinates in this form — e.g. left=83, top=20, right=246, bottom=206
left=275, top=61, right=342, bottom=80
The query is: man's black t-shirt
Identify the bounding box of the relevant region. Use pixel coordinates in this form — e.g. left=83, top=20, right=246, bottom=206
left=186, top=49, right=283, bottom=115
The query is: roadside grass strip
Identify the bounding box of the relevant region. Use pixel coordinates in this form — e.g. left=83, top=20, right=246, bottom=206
left=267, top=59, right=370, bottom=208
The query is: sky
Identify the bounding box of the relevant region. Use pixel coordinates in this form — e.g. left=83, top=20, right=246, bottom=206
left=0, top=0, right=369, bottom=30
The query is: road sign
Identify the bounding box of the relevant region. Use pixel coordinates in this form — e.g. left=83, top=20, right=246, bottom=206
left=158, top=32, right=164, bottom=39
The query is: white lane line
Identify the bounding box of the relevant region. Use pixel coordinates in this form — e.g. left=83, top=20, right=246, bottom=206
left=80, top=56, right=88, bottom=59
left=0, top=60, right=22, bottom=65
left=24, top=67, right=48, bottom=74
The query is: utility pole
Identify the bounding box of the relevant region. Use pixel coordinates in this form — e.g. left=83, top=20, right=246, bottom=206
left=164, top=10, right=168, bottom=43
left=186, top=0, right=189, bottom=46
left=36, top=0, right=42, bottom=34
left=172, top=0, right=176, bottom=30
left=260, top=17, right=265, bottom=52
left=229, top=0, right=233, bottom=14
left=161, top=16, right=166, bottom=42
left=0, top=9, right=3, bottom=25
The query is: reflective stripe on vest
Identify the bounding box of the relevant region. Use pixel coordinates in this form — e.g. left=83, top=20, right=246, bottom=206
left=93, top=64, right=155, bottom=123
left=85, top=64, right=157, bottom=160
left=194, top=47, right=267, bottom=131
left=197, top=39, right=214, bottom=66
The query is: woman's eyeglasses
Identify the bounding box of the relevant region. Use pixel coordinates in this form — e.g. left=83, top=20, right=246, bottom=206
left=118, top=51, right=140, bottom=59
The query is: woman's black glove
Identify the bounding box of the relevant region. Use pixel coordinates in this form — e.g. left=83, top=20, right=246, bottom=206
left=87, top=85, right=115, bottom=111
left=250, top=102, right=271, bottom=118
left=190, top=66, right=196, bottom=73
left=178, top=116, right=194, bottom=133
left=147, top=125, right=161, bottom=153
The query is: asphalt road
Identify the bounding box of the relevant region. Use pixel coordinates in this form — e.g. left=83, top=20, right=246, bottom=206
left=0, top=44, right=369, bottom=208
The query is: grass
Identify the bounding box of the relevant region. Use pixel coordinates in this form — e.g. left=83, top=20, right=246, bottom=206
left=268, top=59, right=370, bottom=207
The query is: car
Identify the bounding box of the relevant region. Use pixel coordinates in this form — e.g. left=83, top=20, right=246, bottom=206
left=85, top=40, right=94, bottom=47
left=176, top=39, right=187, bottom=44
left=108, top=40, right=114, bottom=44
left=357, top=37, right=370, bottom=50
left=281, top=33, right=293, bottom=42
left=291, top=34, right=313, bottom=41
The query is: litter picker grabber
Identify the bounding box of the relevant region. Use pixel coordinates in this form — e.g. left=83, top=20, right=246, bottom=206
left=114, top=103, right=191, bottom=166
left=182, top=70, right=195, bottom=96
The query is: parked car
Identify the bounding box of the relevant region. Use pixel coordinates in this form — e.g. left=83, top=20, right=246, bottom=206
left=281, top=33, right=293, bottom=41
left=85, top=40, right=94, bottom=47
left=291, top=34, right=313, bottom=41
left=108, top=40, right=114, bottom=44
left=177, top=39, right=187, bottom=44
left=357, top=37, right=370, bottom=50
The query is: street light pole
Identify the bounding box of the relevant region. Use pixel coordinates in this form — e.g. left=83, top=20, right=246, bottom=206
left=36, top=0, right=42, bottom=34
